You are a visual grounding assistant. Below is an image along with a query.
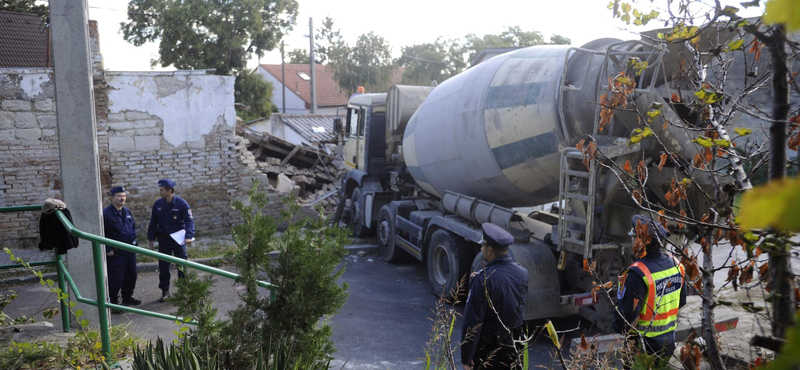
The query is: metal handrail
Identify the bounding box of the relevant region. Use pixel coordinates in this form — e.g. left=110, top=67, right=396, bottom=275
left=0, top=204, right=276, bottom=359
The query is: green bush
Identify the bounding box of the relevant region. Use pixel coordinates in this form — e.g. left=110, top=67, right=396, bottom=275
left=167, top=183, right=350, bottom=368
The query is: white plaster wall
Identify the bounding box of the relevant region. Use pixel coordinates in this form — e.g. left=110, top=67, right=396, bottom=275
left=255, top=66, right=308, bottom=114
left=106, top=72, right=235, bottom=147
left=18, top=72, right=50, bottom=98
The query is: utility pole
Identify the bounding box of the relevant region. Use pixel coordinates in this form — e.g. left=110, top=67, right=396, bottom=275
left=281, top=41, right=286, bottom=114
left=309, top=17, right=317, bottom=114
left=49, top=0, right=108, bottom=333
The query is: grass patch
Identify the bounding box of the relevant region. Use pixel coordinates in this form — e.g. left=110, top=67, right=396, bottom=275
left=0, top=324, right=141, bottom=370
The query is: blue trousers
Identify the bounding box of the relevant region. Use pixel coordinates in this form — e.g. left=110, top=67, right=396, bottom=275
left=107, top=254, right=137, bottom=302
left=157, top=235, right=187, bottom=291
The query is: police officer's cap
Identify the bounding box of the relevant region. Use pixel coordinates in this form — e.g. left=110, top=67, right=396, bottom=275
left=158, top=179, right=175, bottom=189
left=110, top=186, right=125, bottom=195
left=630, top=214, right=668, bottom=239
left=478, top=223, right=514, bottom=248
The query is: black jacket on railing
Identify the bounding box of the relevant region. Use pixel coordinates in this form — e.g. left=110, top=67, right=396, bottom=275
left=39, top=208, right=79, bottom=255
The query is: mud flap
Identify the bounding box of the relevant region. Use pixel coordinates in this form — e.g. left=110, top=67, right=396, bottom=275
left=470, top=240, right=562, bottom=320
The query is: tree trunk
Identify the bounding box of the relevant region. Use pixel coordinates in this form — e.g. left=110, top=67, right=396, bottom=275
left=767, top=25, right=796, bottom=340
left=702, top=239, right=727, bottom=370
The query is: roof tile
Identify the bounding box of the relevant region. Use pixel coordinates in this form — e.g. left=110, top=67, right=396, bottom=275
left=260, top=64, right=404, bottom=108
left=0, top=11, right=49, bottom=68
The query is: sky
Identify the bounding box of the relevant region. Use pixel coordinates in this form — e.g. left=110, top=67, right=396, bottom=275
left=58, top=0, right=763, bottom=72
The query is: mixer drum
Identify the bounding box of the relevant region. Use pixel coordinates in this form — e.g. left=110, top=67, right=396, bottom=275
left=403, top=46, right=574, bottom=207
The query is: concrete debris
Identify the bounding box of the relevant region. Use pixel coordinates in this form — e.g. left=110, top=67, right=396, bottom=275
left=236, top=128, right=345, bottom=214
left=276, top=173, right=297, bottom=193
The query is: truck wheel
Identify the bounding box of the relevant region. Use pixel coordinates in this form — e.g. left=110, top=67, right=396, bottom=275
left=427, top=230, right=473, bottom=300
left=378, top=205, right=404, bottom=262
left=350, top=188, right=369, bottom=237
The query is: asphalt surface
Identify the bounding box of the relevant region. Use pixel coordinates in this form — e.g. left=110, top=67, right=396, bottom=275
left=2, top=244, right=592, bottom=370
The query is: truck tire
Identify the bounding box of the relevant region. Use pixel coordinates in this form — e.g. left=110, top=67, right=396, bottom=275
left=350, top=188, right=369, bottom=237
left=377, top=205, right=404, bottom=262
left=427, top=229, right=473, bottom=299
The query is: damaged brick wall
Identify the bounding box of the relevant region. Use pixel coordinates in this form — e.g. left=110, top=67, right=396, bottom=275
left=0, top=23, right=311, bottom=249
left=0, top=70, right=60, bottom=248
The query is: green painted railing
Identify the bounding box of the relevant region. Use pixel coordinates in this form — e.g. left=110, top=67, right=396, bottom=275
left=0, top=204, right=276, bottom=359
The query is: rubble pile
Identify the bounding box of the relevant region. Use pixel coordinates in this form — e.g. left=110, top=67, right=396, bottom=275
left=239, top=130, right=344, bottom=213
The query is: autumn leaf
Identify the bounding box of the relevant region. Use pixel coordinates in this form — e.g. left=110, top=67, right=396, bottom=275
left=637, top=160, right=647, bottom=182
left=749, top=39, right=763, bottom=61
left=623, top=160, right=633, bottom=174
left=657, top=210, right=668, bottom=228
left=764, top=0, right=800, bottom=31
left=740, top=177, right=800, bottom=231
left=725, top=38, right=745, bottom=52
left=693, top=136, right=714, bottom=148
left=726, top=260, right=741, bottom=291
left=582, top=154, right=591, bottom=171
left=684, top=256, right=700, bottom=281
left=759, top=263, right=769, bottom=282
left=580, top=333, right=589, bottom=351
left=658, top=153, right=668, bottom=171
left=694, top=278, right=702, bottom=293
left=671, top=92, right=681, bottom=103
left=734, top=127, right=753, bottom=136
left=740, top=261, right=755, bottom=286
left=576, top=139, right=585, bottom=152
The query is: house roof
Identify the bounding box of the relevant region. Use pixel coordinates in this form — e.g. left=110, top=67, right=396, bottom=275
left=282, top=114, right=336, bottom=143
left=0, top=11, right=49, bottom=68
left=247, top=114, right=337, bottom=143
left=259, top=64, right=404, bottom=108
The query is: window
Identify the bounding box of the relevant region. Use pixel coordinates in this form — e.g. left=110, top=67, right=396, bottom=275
left=347, top=108, right=359, bottom=138
left=297, top=72, right=311, bottom=81
left=358, top=108, right=366, bottom=136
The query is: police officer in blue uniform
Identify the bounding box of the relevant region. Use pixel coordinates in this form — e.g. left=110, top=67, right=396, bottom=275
left=147, top=179, right=195, bottom=302
left=613, top=215, right=686, bottom=366
left=461, top=223, right=529, bottom=370
left=103, top=186, right=141, bottom=312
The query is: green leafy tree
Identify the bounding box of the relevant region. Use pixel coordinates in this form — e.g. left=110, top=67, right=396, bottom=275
left=463, top=26, right=571, bottom=62
left=327, top=31, right=395, bottom=94
left=314, top=16, right=342, bottom=64
left=234, top=70, right=274, bottom=121
left=168, top=184, right=349, bottom=368
left=287, top=48, right=310, bottom=64
left=397, top=38, right=466, bottom=85
left=0, top=0, right=48, bottom=22
left=121, top=0, right=298, bottom=75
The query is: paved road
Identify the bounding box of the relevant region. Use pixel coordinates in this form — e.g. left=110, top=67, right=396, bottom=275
left=2, top=245, right=591, bottom=369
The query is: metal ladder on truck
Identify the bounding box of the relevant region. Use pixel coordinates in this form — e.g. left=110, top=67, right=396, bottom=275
left=554, top=40, right=667, bottom=264
left=557, top=148, right=598, bottom=261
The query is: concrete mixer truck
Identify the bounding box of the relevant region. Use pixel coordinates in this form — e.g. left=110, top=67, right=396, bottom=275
left=333, top=38, right=714, bottom=331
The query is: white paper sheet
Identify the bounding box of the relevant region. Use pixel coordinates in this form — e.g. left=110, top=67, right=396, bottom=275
left=170, top=229, right=186, bottom=245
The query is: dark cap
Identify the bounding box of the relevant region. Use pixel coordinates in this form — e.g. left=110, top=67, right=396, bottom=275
left=630, top=214, right=668, bottom=239
left=158, top=179, right=175, bottom=188
left=478, top=223, right=514, bottom=248
left=110, top=186, right=125, bottom=195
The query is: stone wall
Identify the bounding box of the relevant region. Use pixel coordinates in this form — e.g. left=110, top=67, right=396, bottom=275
left=0, top=70, right=60, bottom=248
left=0, top=67, right=303, bottom=248
left=0, top=63, right=322, bottom=249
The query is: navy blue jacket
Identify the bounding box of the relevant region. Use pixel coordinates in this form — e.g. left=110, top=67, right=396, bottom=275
left=461, top=254, right=529, bottom=363
left=102, top=205, right=137, bottom=258
left=613, top=248, right=687, bottom=353
left=147, top=196, right=195, bottom=241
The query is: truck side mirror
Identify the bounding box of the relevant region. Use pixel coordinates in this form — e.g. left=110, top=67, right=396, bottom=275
left=333, top=117, right=342, bottom=135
